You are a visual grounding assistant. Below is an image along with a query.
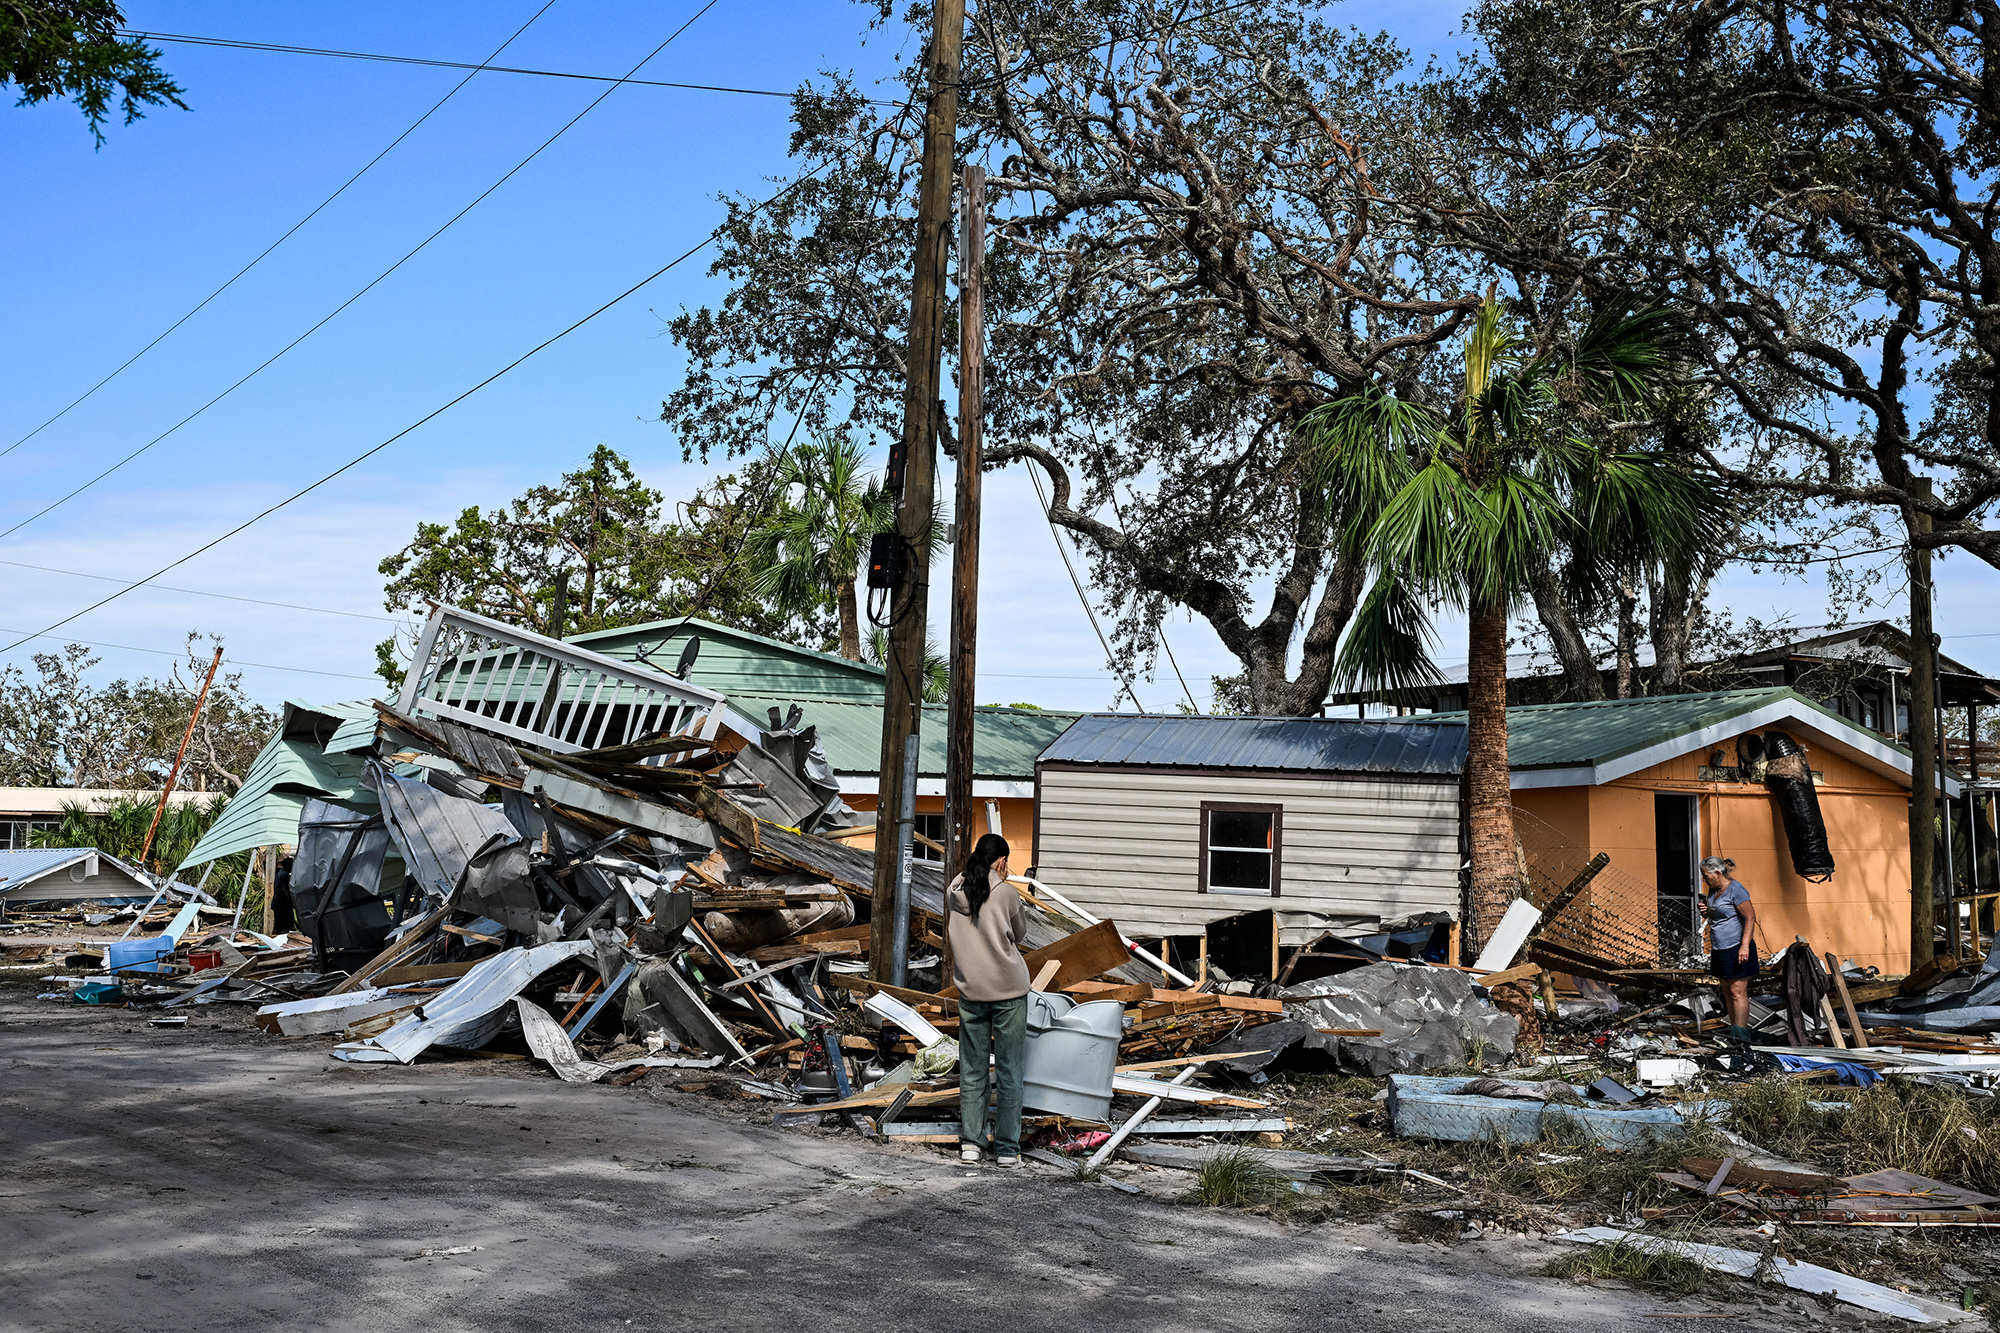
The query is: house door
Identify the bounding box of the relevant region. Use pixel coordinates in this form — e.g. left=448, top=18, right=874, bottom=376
left=1655, top=793, right=1700, bottom=960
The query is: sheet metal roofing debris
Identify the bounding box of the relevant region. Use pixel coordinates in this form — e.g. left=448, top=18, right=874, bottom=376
left=1556, top=1228, right=1938, bottom=1322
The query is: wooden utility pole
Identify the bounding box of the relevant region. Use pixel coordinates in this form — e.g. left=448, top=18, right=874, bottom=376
left=871, top=0, right=966, bottom=982
left=1909, top=478, right=1938, bottom=968
left=137, top=645, right=224, bottom=875
left=944, top=163, right=986, bottom=885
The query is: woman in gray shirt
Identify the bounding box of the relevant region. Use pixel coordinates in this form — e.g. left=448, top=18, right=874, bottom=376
left=1699, top=855, right=1759, bottom=1041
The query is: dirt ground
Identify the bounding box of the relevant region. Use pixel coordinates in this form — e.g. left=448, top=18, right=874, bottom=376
left=0, top=976, right=1948, bottom=1333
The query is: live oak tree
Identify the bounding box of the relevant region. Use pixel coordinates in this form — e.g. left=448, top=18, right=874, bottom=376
left=661, top=1, right=1490, bottom=714
left=1, top=0, right=184, bottom=144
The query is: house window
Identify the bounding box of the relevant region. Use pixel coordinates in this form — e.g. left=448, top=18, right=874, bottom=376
left=1200, top=802, right=1282, bottom=896
left=912, top=813, right=945, bottom=864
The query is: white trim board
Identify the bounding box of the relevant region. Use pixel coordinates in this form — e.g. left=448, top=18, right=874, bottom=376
left=1509, top=696, right=1959, bottom=796
left=838, top=777, right=1032, bottom=799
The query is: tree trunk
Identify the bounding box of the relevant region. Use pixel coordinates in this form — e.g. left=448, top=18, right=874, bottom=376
left=836, top=581, right=862, bottom=661
left=1465, top=594, right=1518, bottom=948
left=1614, top=566, right=1642, bottom=698
left=1647, top=551, right=1710, bottom=693
left=1527, top=559, right=1605, bottom=701
left=1908, top=489, right=1938, bottom=969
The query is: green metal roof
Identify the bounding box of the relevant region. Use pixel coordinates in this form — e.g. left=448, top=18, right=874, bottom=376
left=568, top=617, right=885, bottom=701
left=1434, top=687, right=1894, bottom=771
left=731, top=693, right=1081, bottom=781
left=179, top=701, right=380, bottom=868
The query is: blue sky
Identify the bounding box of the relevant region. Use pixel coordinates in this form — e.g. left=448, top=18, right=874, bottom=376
left=2, top=0, right=1993, bottom=716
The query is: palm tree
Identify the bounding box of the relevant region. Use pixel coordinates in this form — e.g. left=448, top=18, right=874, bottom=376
left=864, top=627, right=949, bottom=704
left=1305, top=299, right=1718, bottom=947
left=745, top=436, right=894, bottom=661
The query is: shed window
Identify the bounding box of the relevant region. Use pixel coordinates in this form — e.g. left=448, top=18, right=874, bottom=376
left=912, top=813, right=944, bottom=865
left=1200, top=802, right=1281, bottom=896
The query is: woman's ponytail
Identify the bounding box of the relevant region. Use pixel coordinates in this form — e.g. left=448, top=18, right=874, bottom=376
left=960, top=832, right=1012, bottom=923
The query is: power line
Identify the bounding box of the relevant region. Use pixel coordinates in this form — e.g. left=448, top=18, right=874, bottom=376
left=0, top=0, right=722, bottom=543
left=0, top=136, right=858, bottom=658
left=6, top=2, right=561, bottom=460
left=124, top=28, right=904, bottom=106
left=0, top=628, right=380, bottom=681
left=1027, top=463, right=1144, bottom=711
left=0, top=557, right=397, bottom=622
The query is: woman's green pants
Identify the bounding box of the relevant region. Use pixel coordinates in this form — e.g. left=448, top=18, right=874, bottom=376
left=956, top=995, right=1027, bottom=1155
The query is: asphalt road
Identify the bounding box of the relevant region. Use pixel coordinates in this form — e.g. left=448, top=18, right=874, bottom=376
left=0, top=983, right=1875, bottom=1333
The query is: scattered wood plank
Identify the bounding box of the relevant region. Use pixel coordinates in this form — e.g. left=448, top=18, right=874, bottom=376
left=940, top=917, right=1129, bottom=1000
left=375, top=961, right=479, bottom=986
left=824, top=973, right=960, bottom=1015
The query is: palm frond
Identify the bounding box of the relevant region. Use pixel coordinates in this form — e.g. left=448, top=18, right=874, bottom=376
left=1329, top=572, right=1445, bottom=696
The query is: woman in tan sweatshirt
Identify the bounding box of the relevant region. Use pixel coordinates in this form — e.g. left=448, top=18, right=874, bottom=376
left=946, top=832, right=1030, bottom=1166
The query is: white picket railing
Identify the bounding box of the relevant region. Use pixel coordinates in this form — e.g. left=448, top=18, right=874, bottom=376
left=396, top=604, right=726, bottom=754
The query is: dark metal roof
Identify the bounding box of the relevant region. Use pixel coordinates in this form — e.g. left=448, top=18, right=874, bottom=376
left=1038, top=713, right=1466, bottom=776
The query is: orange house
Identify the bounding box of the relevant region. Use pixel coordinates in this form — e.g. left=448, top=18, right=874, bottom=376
left=1499, top=688, right=1954, bottom=976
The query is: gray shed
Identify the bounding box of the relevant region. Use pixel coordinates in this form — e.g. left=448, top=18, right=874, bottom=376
left=1033, top=714, right=1466, bottom=945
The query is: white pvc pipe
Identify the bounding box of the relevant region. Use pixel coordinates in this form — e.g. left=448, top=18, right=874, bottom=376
left=1086, top=1063, right=1199, bottom=1170
left=1016, top=875, right=1199, bottom=989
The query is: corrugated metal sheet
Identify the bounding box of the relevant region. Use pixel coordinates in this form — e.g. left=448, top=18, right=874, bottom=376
left=730, top=694, right=1081, bottom=780
left=1034, top=767, right=1461, bottom=938
left=180, top=701, right=379, bottom=869
left=0, top=847, right=94, bottom=885
left=1429, top=687, right=1804, bottom=772
left=1039, top=713, right=1466, bottom=776
left=572, top=618, right=888, bottom=701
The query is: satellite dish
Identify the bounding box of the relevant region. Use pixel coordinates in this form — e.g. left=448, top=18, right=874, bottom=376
left=674, top=636, right=701, bottom=680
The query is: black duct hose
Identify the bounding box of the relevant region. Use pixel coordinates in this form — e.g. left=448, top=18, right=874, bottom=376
left=1763, top=731, right=1836, bottom=882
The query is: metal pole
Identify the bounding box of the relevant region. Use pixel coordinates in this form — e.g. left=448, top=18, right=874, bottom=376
left=137, top=645, right=225, bottom=873
left=118, top=859, right=214, bottom=940
left=892, top=735, right=918, bottom=985
left=1021, top=875, right=1200, bottom=989
left=228, top=853, right=258, bottom=934
left=869, top=0, right=966, bottom=979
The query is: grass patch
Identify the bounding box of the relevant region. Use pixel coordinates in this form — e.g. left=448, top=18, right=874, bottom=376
left=1722, top=1076, right=2000, bottom=1194
left=1546, top=1234, right=1711, bottom=1297
left=1187, top=1147, right=1287, bottom=1208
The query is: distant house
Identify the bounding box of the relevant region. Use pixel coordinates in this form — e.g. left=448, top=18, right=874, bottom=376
left=0, top=847, right=163, bottom=905
left=1326, top=621, right=2000, bottom=774
left=0, top=787, right=215, bottom=851
left=1030, top=713, right=1468, bottom=948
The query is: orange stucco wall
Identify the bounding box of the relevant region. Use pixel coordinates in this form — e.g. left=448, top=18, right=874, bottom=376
left=839, top=794, right=1038, bottom=874
left=1520, top=733, right=1911, bottom=975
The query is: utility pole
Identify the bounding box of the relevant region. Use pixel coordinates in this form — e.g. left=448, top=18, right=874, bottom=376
left=944, top=163, right=986, bottom=886
left=137, top=645, right=224, bottom=875
left=870, top=0, right=966, bottom=982
left=1909, top=477, right=1938, bottom=968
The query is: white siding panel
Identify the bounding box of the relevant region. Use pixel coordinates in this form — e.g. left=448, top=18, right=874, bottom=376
left=1035, top=767, right=1460, bottom=937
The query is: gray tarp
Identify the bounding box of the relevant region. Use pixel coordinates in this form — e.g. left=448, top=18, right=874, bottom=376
left=370, top=765, right=538, bottom=935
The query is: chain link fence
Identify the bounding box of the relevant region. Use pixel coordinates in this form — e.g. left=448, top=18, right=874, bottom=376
left=1507, top=806, right=1701, bottom=968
